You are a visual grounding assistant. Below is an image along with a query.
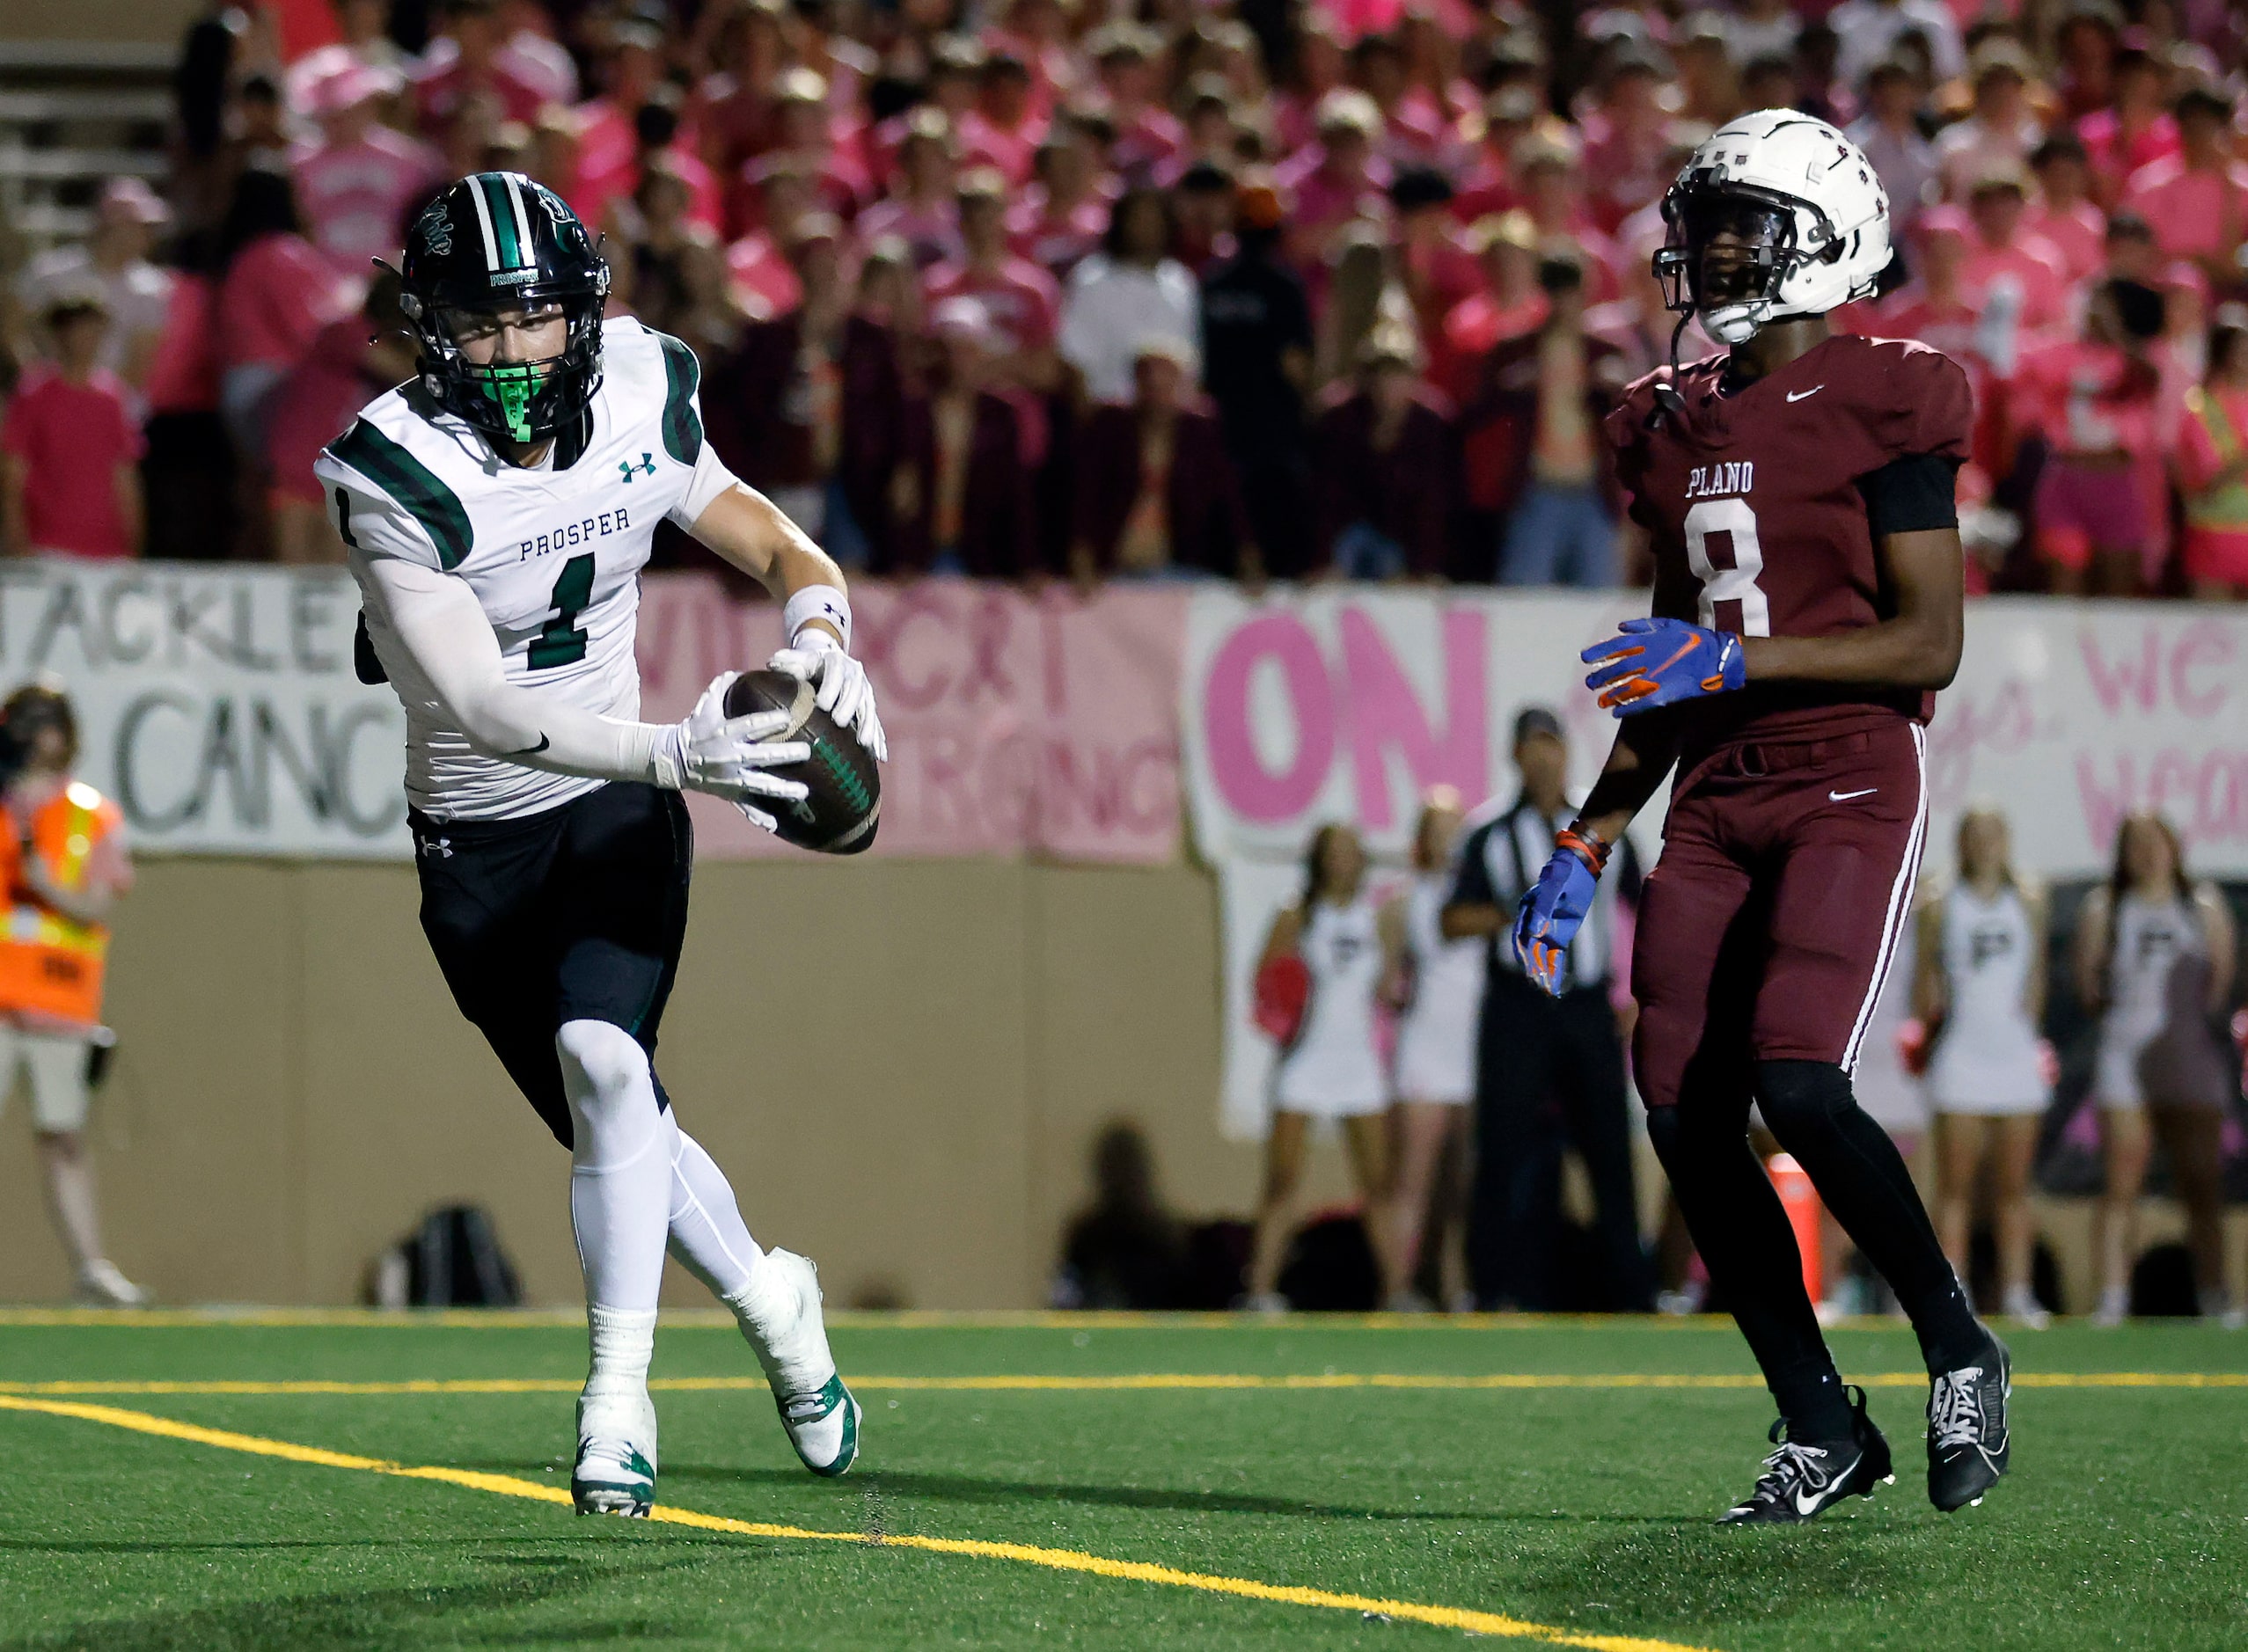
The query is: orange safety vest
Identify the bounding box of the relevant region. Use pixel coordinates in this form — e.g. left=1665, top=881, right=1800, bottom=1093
left=0, top=781, right=121, bottom=1027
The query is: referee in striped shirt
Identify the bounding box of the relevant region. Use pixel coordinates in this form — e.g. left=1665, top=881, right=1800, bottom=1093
left=1443, top=707, right=1653, bottom=1312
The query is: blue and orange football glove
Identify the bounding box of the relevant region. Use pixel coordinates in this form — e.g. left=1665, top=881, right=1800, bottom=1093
left=1582, top=617, right=1746, bottom=716
left=1512, top=828, right=1610, bottom=996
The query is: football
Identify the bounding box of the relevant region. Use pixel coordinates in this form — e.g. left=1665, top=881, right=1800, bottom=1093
left=722, top=668, right=881, bottom=854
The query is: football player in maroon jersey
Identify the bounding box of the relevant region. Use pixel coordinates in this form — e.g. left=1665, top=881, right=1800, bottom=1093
left=1511, top=112, right=2010, bottom=1524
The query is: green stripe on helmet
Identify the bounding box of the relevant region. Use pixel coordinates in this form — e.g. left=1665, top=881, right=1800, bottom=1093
left=482, top=174, right=523, bottom=269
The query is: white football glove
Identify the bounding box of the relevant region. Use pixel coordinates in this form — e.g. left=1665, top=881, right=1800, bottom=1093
left=768, top=630, right=888, bottom=762
left=652, top=671, right=811, bottom=832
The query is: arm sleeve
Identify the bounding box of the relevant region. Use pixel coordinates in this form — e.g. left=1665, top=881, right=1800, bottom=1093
left=360, top=555, right=670, bottom=786
left=1856, top=450, right=1963, bottom=538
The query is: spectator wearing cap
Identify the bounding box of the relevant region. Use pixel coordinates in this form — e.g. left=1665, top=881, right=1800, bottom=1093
left=1008, top=115, right=1115, bottom=280
left=1934, top=42, right=2047, bottom=204
left=1275, top=91, right=1391, bottom=276
left=291, top=62, right=442, bottom=278
left=2120, top=87, right=2248, bottom=295
left=1442, top=706, right=1652, bottom=1312
left=1829, top=0, right=1965, bottom=94
left=1058, top=187, right=1199, bottom=406
left=958, top=50, right=1045, bottom=186
left=1390, top=167, right=1477, bottom=356
left=1071, top=338, right=1252, bottom=583
left=1, top=294, right=144, bottom=559
left=923, top=168, right=1064, bottom=392
left=857, top=109, right=964, bottom=271
left=1847, top=58, right=1938, bottom=232
left=1311, top=326, right=1454, bottom=580
left=706, top=214, right=892, bottom=565
left=1201, top=178, right=1315, bottom=577
left=9, top=179, right=172, bottom=391
left=2076, top=46, right=2180, bottom=211
left=1472, top=255, right=1625, bottom=588
left=1437, top=211, right=1548, bottom=404
left=886, top=297, right=1042, bottom=576
left=1089, top=26, right=1184, bottom=180
left=2025, top=132, right=2109, bottom=284
left=413, top=0, right=546, bottom=147
left=265, top=271, right=416, bottom=563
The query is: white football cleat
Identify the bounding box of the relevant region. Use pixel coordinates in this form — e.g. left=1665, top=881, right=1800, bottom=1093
left=75, top=1260, right=146, bottom=1307
left=573, top=1387, right=658, bottom=1517
left=738, top=1250, right=860, bottom=1476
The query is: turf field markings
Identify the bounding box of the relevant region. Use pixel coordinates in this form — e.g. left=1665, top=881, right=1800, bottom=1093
left=0, top=1392, right=1717, bottom=1652
left=2, top=1372, right=2243, bottom=1397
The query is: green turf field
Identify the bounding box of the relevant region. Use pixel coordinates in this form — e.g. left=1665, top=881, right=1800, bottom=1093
left=0, top=1311, right=2242, bottom=1651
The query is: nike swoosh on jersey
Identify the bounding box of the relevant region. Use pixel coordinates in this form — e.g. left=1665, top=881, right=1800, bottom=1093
left=1785, top=386, right=1824, bottom=402
left=1829, top=786, right=1877, bottom=801
left=509, top=735, right=553, bottom=756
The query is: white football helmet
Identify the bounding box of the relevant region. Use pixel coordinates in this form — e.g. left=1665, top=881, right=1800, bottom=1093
left=1654, top=109, right=1892, bottom=345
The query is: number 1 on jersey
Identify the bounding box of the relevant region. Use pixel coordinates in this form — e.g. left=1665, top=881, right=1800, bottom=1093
left=528, top=553, right=595, bottom=669
left=1682, top=498, right=1771, bottom=637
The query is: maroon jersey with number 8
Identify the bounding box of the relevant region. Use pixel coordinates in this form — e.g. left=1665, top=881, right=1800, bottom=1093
left=1607, top=333, right=1973, bottom=759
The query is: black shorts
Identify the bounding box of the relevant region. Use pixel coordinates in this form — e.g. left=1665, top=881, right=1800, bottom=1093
left=413, top=781, right=692, bottom=1147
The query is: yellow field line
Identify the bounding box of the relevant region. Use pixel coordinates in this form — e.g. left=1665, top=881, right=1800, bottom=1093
left=0, top=1392, right=1711, bottom=1652
left=0, top=1371, right=2241, bottom=1397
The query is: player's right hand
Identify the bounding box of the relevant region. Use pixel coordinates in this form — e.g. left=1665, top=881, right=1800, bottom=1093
left=1511, top=828, right=1610, bottom=996
left=657, top=672, right=811, bottom=832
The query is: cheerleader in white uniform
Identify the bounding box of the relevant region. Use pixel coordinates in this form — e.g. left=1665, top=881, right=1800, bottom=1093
left=2073, top=814, right=2239, bottom=1326
left=1914, top=809, right=2052, bottom=1327
left=1380, top=789, right=1484, bottom=1310
left=1246, top=823, right=1400, bottom=1309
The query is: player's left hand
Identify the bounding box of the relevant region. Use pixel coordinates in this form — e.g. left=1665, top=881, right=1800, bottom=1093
left=767, top=632, right=888, bottom=762
left=1512, top=829, right=1609, bottom=996
left=1582, top=617, right=1746, bottom=716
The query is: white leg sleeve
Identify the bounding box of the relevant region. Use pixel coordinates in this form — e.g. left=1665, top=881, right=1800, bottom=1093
left=559, top=1019, right=671, bottom=1325
left=666, top=1126, right=767, bottom=1303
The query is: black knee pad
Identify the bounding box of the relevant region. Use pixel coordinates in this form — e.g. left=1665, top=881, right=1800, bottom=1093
left=1755, top=1059, right=1855, bottom=1136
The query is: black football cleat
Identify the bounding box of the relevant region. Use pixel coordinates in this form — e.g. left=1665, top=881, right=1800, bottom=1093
left=1927, top=1337, right=2010, bottom=1511
left=1718, top=1385, right=1894, bottom=1525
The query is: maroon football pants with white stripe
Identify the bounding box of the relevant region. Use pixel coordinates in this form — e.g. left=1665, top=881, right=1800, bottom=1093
left=1631, top=720, right=1927, bottom=1111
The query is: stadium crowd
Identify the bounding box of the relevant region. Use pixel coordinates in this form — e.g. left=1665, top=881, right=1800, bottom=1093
left=4, top=0, right=2248, bottom=592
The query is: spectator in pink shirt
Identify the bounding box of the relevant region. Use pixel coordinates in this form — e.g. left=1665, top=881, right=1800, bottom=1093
left=1350, top=31, right=1453, bottom=170
left=2077, top=45, right=2179, bottom=209
left=1512, top=134, right=1621, bottom=304
left=214, top=169, right=358, bottom=464
left=1933, top=41, right=2045, bottom=202
left=1578, top=47, right=1676, bottom=236
left=265, top=273, right=415, bottom=562
left=1, top=295, right=143, bottom=559
left=1088, top=26, right=1184, bottom=180
left=692, top=0, right=790, bottom=180
left=292, top=62, right=442, bottom=277
left=924, top=168, right=1063, bottom=392
left=1275, top=91, right=1390, bottom=276
left=2025, top=131, right=2108, bottom=284
left=2120, top=86, right=2248, bottom=294
left=726, top=164, right=814, bottom=319
left=568, top=18, right=669, bottom=220
left=582, top=92, right=723, bottom=241
left=1438, top=209, right=1549, bottom=404
left=735, top=69, right=872, bottom=238
left=1007, top=118, right=1112, bottom=279
left=1872, top=207, right=1985, bottom=366
left=1960, top=168, right=2074, bottom=340
left=858, top=109, right=963, bottom=270
left=1451, top=86, right=1543, bottom=226
left=414, top=0, right=546, bottom=149
left=958, top=51, right=1044, bottom=186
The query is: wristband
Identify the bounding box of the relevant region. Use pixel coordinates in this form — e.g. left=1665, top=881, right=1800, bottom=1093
left=783, top=584, right=852, bottom=651
left=1556, top=825, right=1610, bottom=873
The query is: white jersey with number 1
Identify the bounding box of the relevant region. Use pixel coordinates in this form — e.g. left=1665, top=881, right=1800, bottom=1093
left=316, top=317, right=724, bottom=822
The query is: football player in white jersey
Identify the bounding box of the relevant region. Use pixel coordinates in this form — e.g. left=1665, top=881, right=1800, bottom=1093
left=318, top=172, right=882, bottom=1517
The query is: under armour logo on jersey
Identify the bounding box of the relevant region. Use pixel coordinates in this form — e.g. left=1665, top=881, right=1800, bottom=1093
left=619, top=452, right=656, bottom=482
left=418, top=835, right=454, bottom=859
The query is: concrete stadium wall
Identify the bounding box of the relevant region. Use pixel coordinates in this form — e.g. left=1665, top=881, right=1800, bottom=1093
left=0, top=857, right=1368, bottom=1309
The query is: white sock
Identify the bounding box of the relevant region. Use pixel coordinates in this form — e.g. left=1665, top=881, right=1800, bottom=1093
left=585, top=1304, right=657, bottom=1400
left=559, top=1019, right=671, bottom=1316
left=666, top=1126, right=768, bottom=1303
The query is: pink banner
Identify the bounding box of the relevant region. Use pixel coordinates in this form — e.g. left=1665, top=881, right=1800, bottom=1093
left=635, top=574, right=1185, bottom=862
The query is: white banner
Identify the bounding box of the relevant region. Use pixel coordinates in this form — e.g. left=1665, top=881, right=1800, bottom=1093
left=0, top=561, right=410, bottom=858
left=1183, top=589, right=2248, bottom=1136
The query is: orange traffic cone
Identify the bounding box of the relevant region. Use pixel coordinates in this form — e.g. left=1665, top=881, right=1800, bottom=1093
left=1767, top=1153, right=1823, bottom=1305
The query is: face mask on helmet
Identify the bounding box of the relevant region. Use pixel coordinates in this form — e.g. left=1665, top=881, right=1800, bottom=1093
left=1654, top=185, right=1830, bottom=345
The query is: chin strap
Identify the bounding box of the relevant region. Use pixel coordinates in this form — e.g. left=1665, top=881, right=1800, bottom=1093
left=1653, top=311, right=1694, bottom=422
